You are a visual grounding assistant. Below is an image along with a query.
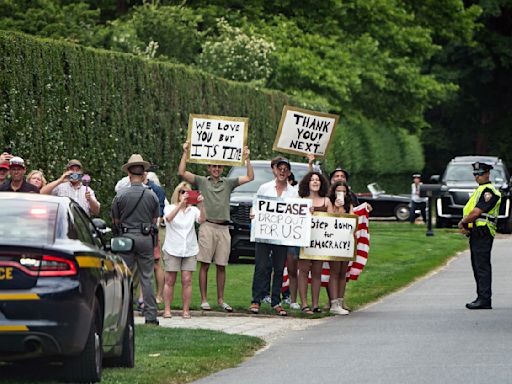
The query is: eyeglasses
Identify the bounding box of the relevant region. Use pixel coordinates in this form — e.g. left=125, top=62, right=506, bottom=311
left=179, top=190, right=188, bottom=194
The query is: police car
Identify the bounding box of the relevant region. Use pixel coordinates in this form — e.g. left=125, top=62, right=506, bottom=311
left=0, top=193, right=135, bottom=382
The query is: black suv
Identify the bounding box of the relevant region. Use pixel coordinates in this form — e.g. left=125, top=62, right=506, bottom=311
left=227, top=160, right=310, bottom=263
left=432, top=155, right=512, bottom=233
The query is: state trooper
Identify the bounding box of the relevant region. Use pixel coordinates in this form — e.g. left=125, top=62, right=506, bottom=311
left=112, top=154, right=160, bottom=324
left=458, top=162, right=501, bottom=310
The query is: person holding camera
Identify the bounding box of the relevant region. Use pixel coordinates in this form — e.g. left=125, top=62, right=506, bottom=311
left=112, top=154, right=160, bottom=325
left=41, top=159, right=100, bottom=216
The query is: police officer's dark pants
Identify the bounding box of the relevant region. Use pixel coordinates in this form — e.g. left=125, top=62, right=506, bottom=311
left=251, top=243, right=287, bottom=307
left=469, top=227, right=494, bottom=302
left=409, top=201, right=426, bottom=223
left=122, top=234, right=158, bottom=321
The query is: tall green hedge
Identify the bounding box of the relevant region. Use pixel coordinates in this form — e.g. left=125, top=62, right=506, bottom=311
left=0, top=31, right=424, bottom=218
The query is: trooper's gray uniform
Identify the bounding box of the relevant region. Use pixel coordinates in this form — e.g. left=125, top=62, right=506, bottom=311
left=112, top=182, right=159, bottom=322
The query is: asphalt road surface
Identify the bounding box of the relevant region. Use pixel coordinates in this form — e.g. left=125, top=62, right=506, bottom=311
left=195, top=236, right=512, bottom=384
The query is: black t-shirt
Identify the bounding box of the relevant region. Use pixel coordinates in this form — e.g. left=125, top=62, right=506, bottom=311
left=475, top=187, right=499, bottom=213
left=0, top=180, right=40, bottom=193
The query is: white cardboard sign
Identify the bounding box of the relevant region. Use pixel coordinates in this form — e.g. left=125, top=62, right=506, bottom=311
left=300, top=213, right=358, bottom=261
left=187, top=114, right=248, bottom=166
left=250, top=196, right=312, bottom=247
left=273, top=106, right=339, bottom=158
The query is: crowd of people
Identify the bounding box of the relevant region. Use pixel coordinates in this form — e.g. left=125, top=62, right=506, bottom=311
left=0, top=144, right=365, bottom=323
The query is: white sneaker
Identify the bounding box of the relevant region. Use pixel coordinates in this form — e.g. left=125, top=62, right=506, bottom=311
left=329, top=299, right=349, bottom=315
left=290, top=302, right=301, bottom=310
left=262, top=296, right=271, bottom=304
left=282, top=297, right=291, bottom=305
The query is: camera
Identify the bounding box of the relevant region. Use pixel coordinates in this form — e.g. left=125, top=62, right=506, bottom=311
left=69, top=173, right=82, bottom=182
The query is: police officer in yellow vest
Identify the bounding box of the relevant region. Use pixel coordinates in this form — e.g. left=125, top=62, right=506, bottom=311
left=458, top=162, right=501, bottom=310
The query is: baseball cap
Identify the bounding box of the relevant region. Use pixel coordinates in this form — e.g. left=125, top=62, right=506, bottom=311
left=0, top=162, right=9, bottom=170
left=66, top=159, right=83, bottom=169
left=9, top=156, right=25, bottom=168
left=271, top=156, right=291, bottom=170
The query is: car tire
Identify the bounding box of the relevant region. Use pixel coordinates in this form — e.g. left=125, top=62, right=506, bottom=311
left=109, top=295, right=135, bottom=368
left=64, top=298, right=103, bottom=383
left=394, top=204, right=410, bottom=221
left=228, top=251, right=240, bottom=264
left=499, top=215, right=512, bottom=234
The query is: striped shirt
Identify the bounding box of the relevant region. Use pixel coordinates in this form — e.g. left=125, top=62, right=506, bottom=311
left=52, top=182, right=99, bottom=215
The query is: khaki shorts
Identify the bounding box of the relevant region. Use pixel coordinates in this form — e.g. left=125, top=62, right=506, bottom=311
left=163, top=250, right=197, bottom=272
left=196, top=222, right=231, bottom=266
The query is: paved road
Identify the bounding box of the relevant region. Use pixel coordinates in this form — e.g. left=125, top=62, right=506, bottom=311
left=195, top=237, right=512, bottom=384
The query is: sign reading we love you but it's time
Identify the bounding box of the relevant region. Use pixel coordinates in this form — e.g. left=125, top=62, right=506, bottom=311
left=187, top=114, right=249, bottom=166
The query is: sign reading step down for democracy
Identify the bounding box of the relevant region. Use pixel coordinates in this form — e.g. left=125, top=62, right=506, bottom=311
left=300, top=212, right=358, bottom=261
left=187, top=114, right=249, bottom=166
left=250, top=196, right=312, bottom=247
left=273, top=106, right=339, bottom=158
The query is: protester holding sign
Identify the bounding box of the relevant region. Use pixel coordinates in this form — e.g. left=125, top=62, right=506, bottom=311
left=178, top=142, right=253, bottom=312
left=326, top=181, right=354, bottom=315
left=297, top=171, right=340, bottom=314
left=249, top=157, right=299, bottom=316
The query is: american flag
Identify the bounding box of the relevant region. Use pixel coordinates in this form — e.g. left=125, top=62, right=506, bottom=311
left=282, top=203, right=371, bottom=288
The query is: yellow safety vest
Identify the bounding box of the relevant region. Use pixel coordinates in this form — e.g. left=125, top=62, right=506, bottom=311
left=463, top=182, right=501, bottom=236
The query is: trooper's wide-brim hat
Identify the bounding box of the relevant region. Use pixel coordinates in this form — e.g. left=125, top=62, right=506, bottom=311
left=122, top=154, right=150, bottom=173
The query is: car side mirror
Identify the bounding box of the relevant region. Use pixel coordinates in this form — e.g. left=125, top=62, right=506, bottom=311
left=111, top=237, right=134, bottom=253
left=430, top=175, right=440, bottom=183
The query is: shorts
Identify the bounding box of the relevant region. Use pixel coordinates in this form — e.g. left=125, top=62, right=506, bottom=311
left=163, top=249, right=197, bottom=272
left=196, top=221, right=231, bottom=266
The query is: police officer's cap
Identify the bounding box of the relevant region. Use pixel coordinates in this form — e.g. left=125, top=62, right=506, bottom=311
left=329, top=167, right=350, bottom=182
left=472, top=162, right=493, bottom=176
left=412, top=173, right=421, bottom=179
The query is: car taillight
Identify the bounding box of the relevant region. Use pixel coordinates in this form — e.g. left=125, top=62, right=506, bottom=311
left=18, top=255, right=77, bottom=277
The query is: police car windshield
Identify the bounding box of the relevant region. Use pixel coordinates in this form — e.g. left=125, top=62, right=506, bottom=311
left=229, top=164, right=310, bottom=193
left=445, top=164, right=505, bottom=183
left=0, top=200, right=58, bottom=244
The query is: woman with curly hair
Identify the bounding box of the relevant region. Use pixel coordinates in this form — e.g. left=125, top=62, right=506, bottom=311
left=297, top=171, right=337, bottom=314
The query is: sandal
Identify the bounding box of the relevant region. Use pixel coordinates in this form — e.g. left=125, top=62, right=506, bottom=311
left=163, top=312, right=172, bottom=319
left=249, top=303, right=260, bottom=314
left=200, top=302, right=211, bottom=311
left=220, top=302, right=233, bottom=313
left=182, top=312, right=191, bottom=319
left=312, top=307, right=322, bottom=313
left=273, top=305, right=287, bottom=316
left=301, top=306, right=314, bottom=315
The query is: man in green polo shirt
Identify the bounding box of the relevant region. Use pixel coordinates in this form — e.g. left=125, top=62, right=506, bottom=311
left=179, top=141, right=253, bottom=312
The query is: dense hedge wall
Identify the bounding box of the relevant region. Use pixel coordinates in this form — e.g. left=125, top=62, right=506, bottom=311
left=0, top=31, right=424, bottom=219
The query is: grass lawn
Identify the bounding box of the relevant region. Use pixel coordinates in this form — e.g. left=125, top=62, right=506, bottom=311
left=0, top=327, right=263, bottom=384
left=163, top=222, right=468, bottom=313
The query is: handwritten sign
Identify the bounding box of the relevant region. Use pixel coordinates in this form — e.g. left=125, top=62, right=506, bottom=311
left=187, top=114, right=249, bottom=166
left=300, top=212, right=358, bottom=261
left=250, top=196, right=312, bottom=247
left=273, top=106, right=339, bottom=158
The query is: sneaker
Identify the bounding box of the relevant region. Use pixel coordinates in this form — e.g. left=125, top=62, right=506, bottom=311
left=145, top=319, right=160, bottom=326
left=290, top=302, right=301, bottom=310
left=340, top=298, right=351, bottom=312
left=282, top=297, right=291, bottom=305
left=329, top=299, right=349, bottom=315
left=262, top=295, right=271, bottom=305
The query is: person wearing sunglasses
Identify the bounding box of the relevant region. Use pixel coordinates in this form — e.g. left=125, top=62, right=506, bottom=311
left=458, top=162, right=501, bottom=310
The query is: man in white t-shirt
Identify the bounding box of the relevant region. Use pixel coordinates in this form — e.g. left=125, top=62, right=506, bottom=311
left=249, top=157, right=298, bottom=316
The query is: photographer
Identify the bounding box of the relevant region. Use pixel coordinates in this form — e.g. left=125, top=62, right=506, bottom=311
left=41, top=159, right=100, bottom=216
